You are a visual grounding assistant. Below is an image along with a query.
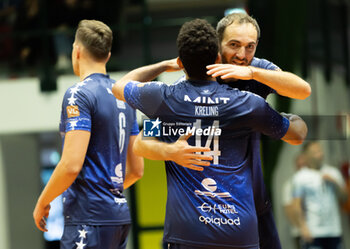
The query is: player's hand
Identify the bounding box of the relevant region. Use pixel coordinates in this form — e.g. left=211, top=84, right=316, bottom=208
left=166, top=134, right=213, bottom=171
left=300, top=225, right=313, bottom=243
left=33, top=202, right=51, bottom=232
left=207, top=64, right=254, bottom=80
left=164, top=58, right=182, bottom=72
left=281, top=112, right=302, bottom=121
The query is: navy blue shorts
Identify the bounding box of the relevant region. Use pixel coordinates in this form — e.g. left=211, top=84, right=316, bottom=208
left=258, top=208, right=282, bottom=249
left=165, top=242, right=258, bottom=249
left=60, top=224, right=130, bottom=249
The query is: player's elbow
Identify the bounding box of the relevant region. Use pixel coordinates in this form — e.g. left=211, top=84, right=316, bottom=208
left=60, top=159, right=83, bottom=176
left=132, top=167, right=144, bottom=180
left=286, top=131, right=307, bottom=145
left=283, top=120, right=308, bottom=145
left=299, top=83, right=312, bottom=100
left=129, top=160, right=144, bottom=180
left=132, top=138, right=143, bottom=157
left=285, top=138, right=304, bottom=145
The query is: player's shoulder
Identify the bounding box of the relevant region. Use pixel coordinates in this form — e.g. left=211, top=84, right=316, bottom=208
left=66, top=77, right=95, bottom=92
left=215, top=82, right=266, bottom=104
left=235, top=87, right=267, bottom=106
left=251, top=57, right=279, bottom=70
left=144, top=80, right=167, bottom=87
left=63, top=77, right=98, bottom=106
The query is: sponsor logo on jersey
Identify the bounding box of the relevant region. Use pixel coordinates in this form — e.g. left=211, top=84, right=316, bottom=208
left=195, top=178, right=231, bottom=199
left=114, top=197, right=127, bottom=205
left=184, top=95, right=230, bottom=104
left=197, top=202, right=238, bottom=214
left=116, top=99, right=126, bottom=109
left=198, top=215, right=240, bottom=226
left=110, top=163, right=123, bottom=184
left=67, top=105, right=80, bottom=118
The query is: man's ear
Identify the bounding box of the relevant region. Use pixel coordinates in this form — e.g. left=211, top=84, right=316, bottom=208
left=215, top=53, right=221, bottom=64
left=105, top=52, right=111, bottom=63
left=176, top=57, right=184, bottom=69
left=75, top=44, right=81, bottom=59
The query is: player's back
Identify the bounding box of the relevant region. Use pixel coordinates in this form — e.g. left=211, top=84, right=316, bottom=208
left=146, top=79, right=270, bottom=165
left=60, top=73, right=137, bottom=225
left=159, top=80, right=261, bottom=248
left=124, top=78, right=288, bottom=248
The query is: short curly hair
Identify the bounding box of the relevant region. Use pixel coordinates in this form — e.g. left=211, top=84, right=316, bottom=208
left=176, top=19, right=219, bottom=80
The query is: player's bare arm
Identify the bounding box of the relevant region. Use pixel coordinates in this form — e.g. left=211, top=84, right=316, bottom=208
left=124, top=135, right=144, bottom=189
left=133, top=132, right=213, bottom=171
left=112, top=58, right=180, bottom=102
left=207, top=64, right=311, bottom=100
left=33, top=130, right=90, bottom=232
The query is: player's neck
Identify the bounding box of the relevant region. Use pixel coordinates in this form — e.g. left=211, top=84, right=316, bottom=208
left=186, top=75, right=217, bottom=82
left=79, top=61, right=107, bottom=81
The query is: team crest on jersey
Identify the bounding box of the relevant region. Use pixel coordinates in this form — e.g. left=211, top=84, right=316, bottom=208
left=67, top=105, right=80, bottom=118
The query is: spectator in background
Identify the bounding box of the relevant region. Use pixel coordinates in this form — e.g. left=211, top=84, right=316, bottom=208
left=10, top=0, right=56, bottom=75
left=11, top=0, right=41, bottom=71
left=282, top=152, right=307, bottom=249
left=292, top=141, right=347, bottom=249
left=0, top=0, right=19, bottom=63
left=50, top=0, right=94, bottom=71
left=49, top=0, right=124, bottom=72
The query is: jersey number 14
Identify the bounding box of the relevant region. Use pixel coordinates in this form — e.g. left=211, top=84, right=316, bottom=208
left=193, top=119, right=221, bottom=164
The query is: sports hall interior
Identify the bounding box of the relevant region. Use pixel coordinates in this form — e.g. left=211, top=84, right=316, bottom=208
left=0, top=0, right=349, bottom=248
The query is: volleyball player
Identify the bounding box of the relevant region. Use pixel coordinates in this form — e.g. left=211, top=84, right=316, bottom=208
left=33, top=20, right=144, bottom=249
left=206, top=13, right=311, bottom=249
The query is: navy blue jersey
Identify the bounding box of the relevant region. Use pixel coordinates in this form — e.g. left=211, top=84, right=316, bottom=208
left=124, top=79, right=289, bottom=248
left=59, top=73, right=139, bottom=225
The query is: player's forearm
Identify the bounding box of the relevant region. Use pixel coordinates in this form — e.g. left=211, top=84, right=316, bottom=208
left=112, top=60, right=171, bottom=101
left=251, top=67, right=311, bottom=99
left=133, top=134, right=169, bottom=161
left=36, top=160, right=80, bottom=208
left=124, top=140, right=144, bottom=189
left=126, top=60, right=172, bottom=82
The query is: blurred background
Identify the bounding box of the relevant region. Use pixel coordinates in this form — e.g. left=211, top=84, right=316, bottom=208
left=0, top=0, right=349, bottom=248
